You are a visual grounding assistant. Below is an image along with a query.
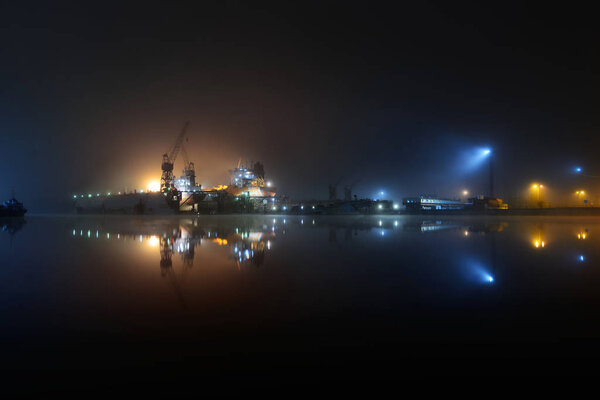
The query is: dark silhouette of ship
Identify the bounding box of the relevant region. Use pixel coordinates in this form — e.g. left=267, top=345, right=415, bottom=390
left=0, top=195, right=27, bottom=217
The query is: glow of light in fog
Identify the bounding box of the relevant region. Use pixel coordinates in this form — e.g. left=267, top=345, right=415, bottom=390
left=468, top=260, right=494, bottom=285
left=579, top=255, right=585, bottom=262
left=148, top=235, right=159, bottom=247
left=460, top=147, right=492, bottom=172
left=148, top=181, right=161, bottom=192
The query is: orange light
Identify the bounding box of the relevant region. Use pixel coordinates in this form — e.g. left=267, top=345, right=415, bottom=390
left=148, top=235, right=159, bottom=247
left=148, top=181, right=161, bottom=192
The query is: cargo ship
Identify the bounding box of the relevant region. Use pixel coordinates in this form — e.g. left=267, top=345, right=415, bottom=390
left=73, top=160, right=276, bottom=215
left=74, top=191, right=180, bottom=214
left=73, top=123, right=277, bottom=215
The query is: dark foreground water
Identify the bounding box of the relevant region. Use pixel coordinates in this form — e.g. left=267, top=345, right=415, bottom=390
left=1, top=215, right=600, bottom=393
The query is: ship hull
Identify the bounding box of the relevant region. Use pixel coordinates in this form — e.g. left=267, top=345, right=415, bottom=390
left=74, top=193, right=177, bottom=215
left=0, top=210, right=26, bottom=217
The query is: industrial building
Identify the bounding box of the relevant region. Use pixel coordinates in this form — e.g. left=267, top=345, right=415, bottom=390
left=403, top=196, right=464, bottom=211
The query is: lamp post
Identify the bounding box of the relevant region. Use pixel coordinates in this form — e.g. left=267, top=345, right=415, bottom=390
left=575, top=190, right=586, bottom=206
left=482, top=149, right=493, bottom=198
left=531, top=184, right=544, bottom=207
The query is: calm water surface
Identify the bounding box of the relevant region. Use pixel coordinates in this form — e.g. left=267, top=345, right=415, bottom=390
left=1, top=215, right=600, bottom=391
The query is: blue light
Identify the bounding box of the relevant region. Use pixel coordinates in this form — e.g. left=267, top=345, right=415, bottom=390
left=575, top=167, right=582, bottom=173
left=460, top=147, right=493, bottom=172
left=579, top=255, right=585, bottom=262
left=486, top=275, right=494, bottom=283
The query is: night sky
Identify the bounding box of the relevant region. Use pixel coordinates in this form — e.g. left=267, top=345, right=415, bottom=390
left=2, top=1, right=599, bottom=211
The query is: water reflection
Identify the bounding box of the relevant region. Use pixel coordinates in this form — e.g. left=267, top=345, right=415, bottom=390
left=4, top=215, right=600, bottom=384
left=1, top=217, right=26, bottom=236
left=69, top=218, right=275, bottom=272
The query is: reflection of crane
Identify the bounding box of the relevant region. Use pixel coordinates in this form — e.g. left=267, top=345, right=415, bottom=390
left=159, top=234, right=192, bottom=309
left=161, top=122, right=190, bottom=193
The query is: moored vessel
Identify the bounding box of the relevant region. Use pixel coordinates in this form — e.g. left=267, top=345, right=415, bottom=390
left=0, top=196, right=27, bottom=217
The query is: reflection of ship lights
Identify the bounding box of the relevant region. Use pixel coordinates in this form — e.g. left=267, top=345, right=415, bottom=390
left=577, top=232, right=588, bottom=240
left=148, top=235, right=160, bottom=247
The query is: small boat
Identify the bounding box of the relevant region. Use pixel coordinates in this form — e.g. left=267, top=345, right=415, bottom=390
left=0, top=196, right=27, bottom=217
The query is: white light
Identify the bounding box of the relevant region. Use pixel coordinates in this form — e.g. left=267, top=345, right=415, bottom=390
left=312, top=205, right=315, bottom=209
left=73, top=195, right=77, bottom=198
left=483, top=149, right=491, bottom=155
left=378, top=204, right=383, bottom=209
left=300, top=205, right=304, bottom=210
left=266, top=181, right=272, bottom=187
left=393, top=204, right=399, bottom=210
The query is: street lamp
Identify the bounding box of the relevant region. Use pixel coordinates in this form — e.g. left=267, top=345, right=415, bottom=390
left=482, top=148, right=493, bottom=197
left=531, top=184, right=544, bottom=206
left=575, top=190, right=586, bottom=206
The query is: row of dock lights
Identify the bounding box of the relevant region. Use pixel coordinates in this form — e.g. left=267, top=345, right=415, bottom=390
left=73, top=190, right=150, bottom=199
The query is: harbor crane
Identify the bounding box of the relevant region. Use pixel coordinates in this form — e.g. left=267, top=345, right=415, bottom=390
left=161, top=122, right=190, bottom=193
left=180, top=144, right=196, bottom=188
left=328, top=177, right=343, bottom=201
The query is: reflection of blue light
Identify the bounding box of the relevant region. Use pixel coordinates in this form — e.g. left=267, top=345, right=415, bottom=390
left=579, top=255, right=585, bottom=262
left=468, top=260, right=494, bottom=284
left=575, top=167, right=582, bottom=173
left=380, top=230, right=385, bottom=236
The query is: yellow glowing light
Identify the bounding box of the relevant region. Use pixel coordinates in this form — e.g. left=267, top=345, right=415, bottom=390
left=148, top=235, right=159, bottom=247
left=212, top=238, right=228, bottom=246
left=148, top=181, right=161, bottom=192
left=532, top=184, right=538, bottom=189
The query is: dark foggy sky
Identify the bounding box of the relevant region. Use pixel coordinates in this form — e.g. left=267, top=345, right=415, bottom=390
left=1, top=1, right=599, bottom=211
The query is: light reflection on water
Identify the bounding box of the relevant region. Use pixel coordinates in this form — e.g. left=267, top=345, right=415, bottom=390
left=46, top=215, right=598, bottom=293
left=2, top=215, right=600, bottom=383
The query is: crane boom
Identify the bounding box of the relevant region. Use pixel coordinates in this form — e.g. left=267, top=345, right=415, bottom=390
left=168, top=121, right=189, bottom=163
